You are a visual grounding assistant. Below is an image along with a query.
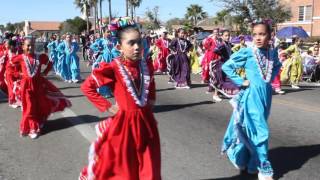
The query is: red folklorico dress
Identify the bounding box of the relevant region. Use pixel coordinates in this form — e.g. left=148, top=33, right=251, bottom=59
left=201, top=37, right=220, bottom=82
left=13, top=53, right=71, bottom=135
left=154, top=38, right=169, bottom=72
left=80, top=57, right=161, bottom=180
left=3, top=50, right=22, bottom=107
left=0, top=49, right=8, bottom=93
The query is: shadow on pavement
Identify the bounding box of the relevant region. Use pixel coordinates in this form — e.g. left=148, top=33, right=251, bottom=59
left=200, top=171, right=258, bottom=180
left=200, top=145, right=320, bottom=180
left=59, top=86, right=81, bottom=90
left=280, top=88, right=313, bottom=94
left=270, top=144, right=320, bottom=180
left=153, top=101, right=213, bottom=113
left=156, top=87, right=176, bottom=92
left=191, top=83, right=209, bottom=88
left=41, top=115, right=106, bottom=135
left=65, top=94, right=85, bottom=98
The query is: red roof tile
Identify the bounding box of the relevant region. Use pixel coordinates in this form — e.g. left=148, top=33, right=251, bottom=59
left=29, top=21, right=61, bottom=31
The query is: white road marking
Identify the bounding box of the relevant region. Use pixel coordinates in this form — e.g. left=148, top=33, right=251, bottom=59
left=61, top=108, right=96, bottom=142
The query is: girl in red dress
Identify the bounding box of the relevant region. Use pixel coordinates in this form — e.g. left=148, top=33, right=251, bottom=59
left=2, top=39, right=22, bottom=108
left=80, top=18, right=161, bottom=180
left=13, top=38, right=71, bottom=139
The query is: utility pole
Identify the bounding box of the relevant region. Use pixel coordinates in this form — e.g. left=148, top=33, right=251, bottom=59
left=310, top=0, right=315, bottom=37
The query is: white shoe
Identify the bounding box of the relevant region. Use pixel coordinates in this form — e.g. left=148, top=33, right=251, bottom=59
left=9, top=104, right=19, bottom=108
left=291, top=85, right=300, bottom=89
left=275, top=89, right=285, bottom=94
left=258, top=173, right=273, bottom=180
left=67, top=80, right=72, bottom=83
left=28, top=133, right=39, bottom=139
left=72, top=79, right=79, bottom=83
left=182, top=85, right=191, bottom=89
left=168, top=80, right=175, bottom=84
left=212, top=95, right=222, bottom=102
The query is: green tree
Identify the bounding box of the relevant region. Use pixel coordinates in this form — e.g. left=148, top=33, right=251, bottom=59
left=5, top=22, right=24, bottom=33
left=74, top=0, right=91, bottom=32
left=211, top=0, right=291, bottom=29
left=185, top=4, right=208, bottom=27
left=165, top=18, right=189, bottom=31
left=128, top=0, right=142, bottom=19
left=144, top=6, right=160, bottom=30
left=0, top=24, right=5, bottom=32
left=60, top=16, right=90, bottom=35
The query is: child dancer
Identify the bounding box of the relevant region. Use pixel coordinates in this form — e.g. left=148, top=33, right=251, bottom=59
left=221, top=20, right=281, bottom=180
left=13, top=38, right=71, bottom=139
left=210, top=29, right=239, bottom=101
left=3, top=39, right=22, bottom=108
left=47, top=34, right=59, bottom=74
left=168, top=28, right=192, bottom=89
left=80, top=18, right=161, bottom=180
left=283, top=37, right=303, bottom=89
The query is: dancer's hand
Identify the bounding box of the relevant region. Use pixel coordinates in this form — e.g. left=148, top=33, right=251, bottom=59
left=242, top=80, right=250, bottom=87
left=108, top=104, right=119, bottom=115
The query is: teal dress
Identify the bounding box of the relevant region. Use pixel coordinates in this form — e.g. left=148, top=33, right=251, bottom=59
left=47, top=40, right=59, bottom=74
left=221, top=47, right=281, bottom=176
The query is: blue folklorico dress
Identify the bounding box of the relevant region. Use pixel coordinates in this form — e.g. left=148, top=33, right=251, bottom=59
left=92, top=37, right=120, bottom=98
left=221, top=47, right=281, bottom=176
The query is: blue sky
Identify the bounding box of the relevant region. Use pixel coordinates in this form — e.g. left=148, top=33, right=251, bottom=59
left=0, top=0, right=222, bottom=25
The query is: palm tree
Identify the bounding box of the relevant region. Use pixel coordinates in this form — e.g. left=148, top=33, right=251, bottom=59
left=99, top=0, right=103, bottom=33
left=74, top=0, right=91, bottom=33
left=185, top=4, right=208, bottom=27
left=129, top=0, right=142, bottom=19
left=126, top=0, right=129, bottom=16
left=107, top=0, right=112, bottom=23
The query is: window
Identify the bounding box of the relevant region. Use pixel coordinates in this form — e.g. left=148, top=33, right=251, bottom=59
left=305, top=5, right=312, bottom=21
left=298, top=6, right=304, bottom=21
left=298, top=5, right=313, bottom=21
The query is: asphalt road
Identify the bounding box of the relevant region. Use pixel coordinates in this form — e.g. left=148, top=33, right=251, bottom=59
left=0, top=60, right=319, bottom=180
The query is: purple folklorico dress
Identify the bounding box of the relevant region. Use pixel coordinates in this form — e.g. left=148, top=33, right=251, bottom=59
left=169, top=38, right=192, bottom=87
left=209, top=41, right=240, bottom=97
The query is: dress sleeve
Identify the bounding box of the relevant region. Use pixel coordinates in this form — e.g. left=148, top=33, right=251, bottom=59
left=285, top=45, right=296, bottom=54
left=81, top=62, right=114, bottom=112
left=271, top=49, right=282, bottom=81
left=40, top=54, right=53, bottom=75
left=147, top=59, right=156, bottom=102
left=169, top=39, right=177, bottom=52
left=203, top=38, right=211, bottom=50
left=73, top=43, right=79, bottom=52
left=90, top=41, right=99, bottom=53
left=222, top=48, right=248, bottom=86
left=57, top=43, right=65, bottom=54
left=47, top=41, right=54, bottom=50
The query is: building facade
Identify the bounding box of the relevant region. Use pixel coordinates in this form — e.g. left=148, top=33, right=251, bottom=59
left=24, top=21, right=61, bottom=38
left=278, top=0, right=320, bottom=37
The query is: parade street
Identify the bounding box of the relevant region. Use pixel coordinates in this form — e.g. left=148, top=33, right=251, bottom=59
left=0, top=60, right=320, bottom=180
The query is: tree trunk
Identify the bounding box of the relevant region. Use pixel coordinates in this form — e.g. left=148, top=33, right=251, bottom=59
left=99, top=0, right=103, bottom=34
left=126, top=0, right=129, bottom=16
left=94, top=5, right=97, bottom=33
left=86, top=16, right=90, bottom=33
left=108, top=0, right=112, bottom=23
left=130, top=3, right=134, bottom=19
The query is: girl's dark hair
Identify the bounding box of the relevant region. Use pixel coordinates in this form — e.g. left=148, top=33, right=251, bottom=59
left=7, top=39, right=16, bottom=47
left=116, top=25, right=140, bottom=44
left=292, top=36, right=300, bottom=44
left=221, top=29, right=230, bottom=35
left=177, top=28, right=186, bottom=33
left=252, top=22, right=272, bottom=37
